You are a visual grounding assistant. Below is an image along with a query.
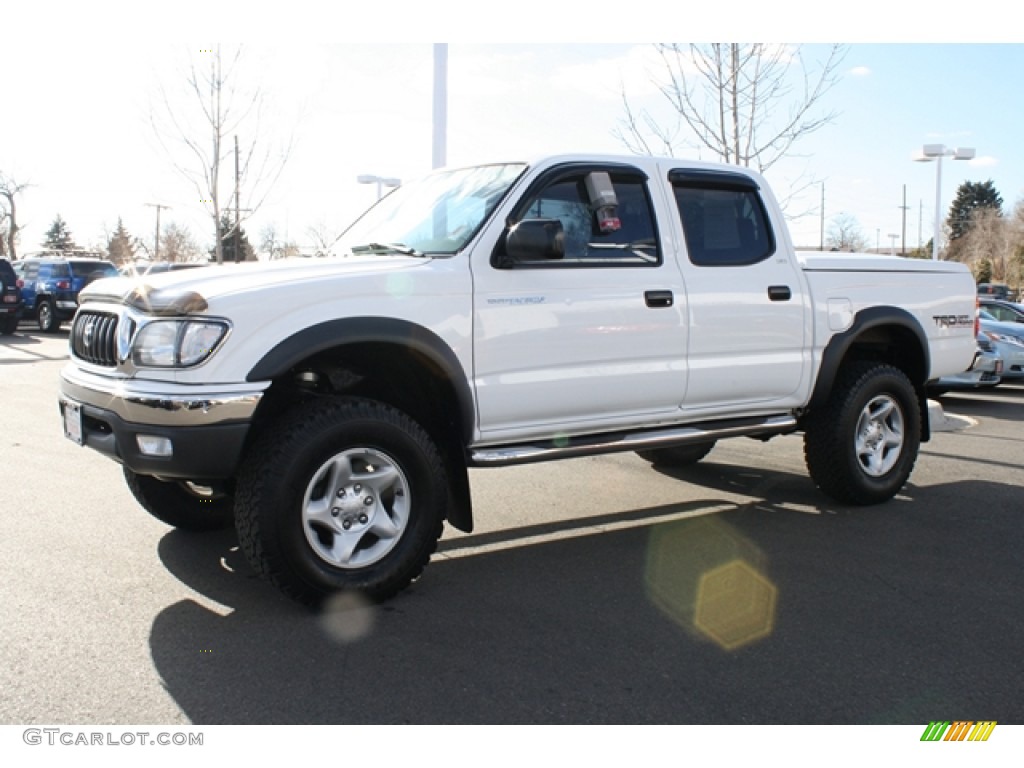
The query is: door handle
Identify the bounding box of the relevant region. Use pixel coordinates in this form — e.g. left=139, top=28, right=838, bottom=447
left=768, top=285, right=791, bottom=301
left=645, top=290, right=674, bottom=308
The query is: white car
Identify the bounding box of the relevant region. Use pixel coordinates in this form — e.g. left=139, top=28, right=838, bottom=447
left=928, top=333, right=1002, bottom=394
left=979, top=310, right=1024, bottom=380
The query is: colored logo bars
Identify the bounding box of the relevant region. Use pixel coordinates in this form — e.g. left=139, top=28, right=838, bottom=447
left=921, top=721, right=997, bottom=742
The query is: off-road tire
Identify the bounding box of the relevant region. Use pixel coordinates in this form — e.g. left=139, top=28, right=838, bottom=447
left=636, top=441, right=716, bottom=467
left=804, top=361, right=921, bottom=505
left=124, top=468, right=234, bottom=531
left=234, top=397, right=447, bottom=606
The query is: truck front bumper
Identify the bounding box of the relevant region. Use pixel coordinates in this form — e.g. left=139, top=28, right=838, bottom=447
left=58, top=364, right=267, bottom=481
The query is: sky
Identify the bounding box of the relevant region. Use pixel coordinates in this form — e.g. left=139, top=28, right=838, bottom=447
left=3, top=3, right=1023, bottom=259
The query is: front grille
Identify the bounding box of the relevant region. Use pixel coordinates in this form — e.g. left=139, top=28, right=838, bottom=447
left=71, top=310, right=119, bottom=366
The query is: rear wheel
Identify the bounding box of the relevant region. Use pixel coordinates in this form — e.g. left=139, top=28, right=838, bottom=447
left=804, top=362, right=921, bottom=505
left=234, top=397, right=448, bottom=605
left=124, top=468, right=234, bottom=531
left=37, top=299, right=59, bottom=333
left=637, top=441, right=715, bottom=467
left=1, top=315, right=17, bottom=334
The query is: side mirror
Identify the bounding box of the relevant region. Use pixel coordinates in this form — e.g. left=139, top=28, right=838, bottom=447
left=506, top=218, right=565, bottom=262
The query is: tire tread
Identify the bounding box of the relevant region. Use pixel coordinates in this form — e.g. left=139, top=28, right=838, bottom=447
left=803, top=361, right=920, bottom=505
left=234, top=397, right=446, bottom=605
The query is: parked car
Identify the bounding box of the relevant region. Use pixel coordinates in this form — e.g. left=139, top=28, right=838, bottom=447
left=927, top=333, right=1002, bottom=395
left=0, top=258, right=24, bottom=334
left=977, top=282, right=1012, bottom=300
left=119, top=261, right=211, bottom=277
left=14, top=255, right=120, bottom=332
left=978, top=298, right=1024, bottom=324
left=978, top=309, right=1024, bottom=380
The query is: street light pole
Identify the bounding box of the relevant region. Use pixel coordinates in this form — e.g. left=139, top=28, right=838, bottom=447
left=433, top=44, right=447, bottom=170
left=915, top=144, right=976, bottom=260
left=145, top=202, right=171, bottom=262
left=356, top=174, right=401, bottom=200
left=931, top=152, right=943, bottom=260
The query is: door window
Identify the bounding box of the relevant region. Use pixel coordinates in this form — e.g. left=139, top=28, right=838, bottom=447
left=672, top=175, right=775, bottom=267
left=503, top=169, right=661, bottom=267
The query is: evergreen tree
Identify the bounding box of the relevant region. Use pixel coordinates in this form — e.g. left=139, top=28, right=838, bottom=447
left=973, top=257, right=993, bottom=285
left=215, top=214, right=255, bottom=263
left=947, top=180, right=1003, bottom=243
left=43, top=214, right=77, bottom=252
left=106, top=218, right=136, bottom=266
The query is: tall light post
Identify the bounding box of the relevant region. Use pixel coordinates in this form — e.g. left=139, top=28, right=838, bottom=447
left=914, top=144, right=975, bottom=260
left=433, top=43, right=447, bottom=170
left=356, top=174, right=401, bottom=200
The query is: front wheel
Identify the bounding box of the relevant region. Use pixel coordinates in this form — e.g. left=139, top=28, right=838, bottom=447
left=804, top=362, right=921, bottom=505
left=234, top=397, right=448, bottom=605
left=124, top=468, right=234, bottom=531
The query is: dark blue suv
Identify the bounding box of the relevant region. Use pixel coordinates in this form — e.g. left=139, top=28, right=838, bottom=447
left=15, top=255, right=120, bottom=332
left=1, top=258, right=23, bottom=334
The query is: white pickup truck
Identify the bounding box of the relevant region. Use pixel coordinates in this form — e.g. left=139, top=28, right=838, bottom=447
left=59, top=154, right=977, bottom=604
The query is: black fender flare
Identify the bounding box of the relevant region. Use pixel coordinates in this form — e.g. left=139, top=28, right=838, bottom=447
left=246, top=317, right=477, bottom=532
left=246, top=316, right=474, bottom=435
left=809, top=306, right=932, bottom=440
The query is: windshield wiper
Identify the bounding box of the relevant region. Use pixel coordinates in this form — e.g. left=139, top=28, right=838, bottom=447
left=350, top=242, right=424, bottom=257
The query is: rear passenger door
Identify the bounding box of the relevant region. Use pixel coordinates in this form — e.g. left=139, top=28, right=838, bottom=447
left=667, top=167, right=809, bottom=414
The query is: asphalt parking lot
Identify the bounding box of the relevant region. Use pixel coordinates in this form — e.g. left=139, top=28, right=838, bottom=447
left=2, top=326, right=1023, bottom=726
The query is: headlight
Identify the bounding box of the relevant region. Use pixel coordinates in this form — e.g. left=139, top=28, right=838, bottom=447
left=132, top=320, right=229, bottom=367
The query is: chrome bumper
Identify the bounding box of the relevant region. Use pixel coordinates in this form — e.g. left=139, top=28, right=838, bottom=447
left=59, top=364, right=265, bottom=427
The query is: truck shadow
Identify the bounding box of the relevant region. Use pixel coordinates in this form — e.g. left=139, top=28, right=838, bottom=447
left=148, top=475, right=1024, bottom=725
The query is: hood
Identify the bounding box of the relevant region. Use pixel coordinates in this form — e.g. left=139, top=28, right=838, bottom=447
left=795, top=251, right=971, bottom=274
left=79, top=256, right=427, bottom=315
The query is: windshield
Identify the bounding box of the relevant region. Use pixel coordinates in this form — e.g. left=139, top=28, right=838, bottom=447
left=338, top=163, right=527, bottom=256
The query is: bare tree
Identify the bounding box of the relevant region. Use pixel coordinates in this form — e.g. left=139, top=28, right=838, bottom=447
left=0, top=173, right=30, bottom=260
left=259, top=223, right=300, bottom=260
left=955, top=207, right=1020, bottom=283
left=306, top=219, right=343, bottom=257
left=618, top=44, right=845, bottom=173
left=826, top=213, right=869, bottom=252
left=160, top=221, right=204, bottom=263
left=151, top=46, right=292, bottom=263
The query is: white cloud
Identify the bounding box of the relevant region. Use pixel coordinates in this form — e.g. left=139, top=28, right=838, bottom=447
left=850, top=66, right=871, bottom=76
left=970, top=155, right=998, bottom=167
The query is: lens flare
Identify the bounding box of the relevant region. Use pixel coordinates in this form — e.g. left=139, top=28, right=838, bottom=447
left=645, top=516, right=777, bottom=650
left=319, top=591, right=376, bottom=644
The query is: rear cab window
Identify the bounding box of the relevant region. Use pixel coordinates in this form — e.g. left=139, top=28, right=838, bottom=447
left=670, top=169, right=775, bottom=267
left=45, top=262, right=71, bottom=279
left=71, top=261, right=119, bottom=279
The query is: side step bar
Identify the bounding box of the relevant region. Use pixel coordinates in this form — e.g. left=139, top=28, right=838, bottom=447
left=469, top=414, right=798, bottom=467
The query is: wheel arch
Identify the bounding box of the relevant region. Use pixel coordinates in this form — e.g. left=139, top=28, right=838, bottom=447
left=808, top=306, right=932, bottom=441
left=245, top=317, right=476, bottom=532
